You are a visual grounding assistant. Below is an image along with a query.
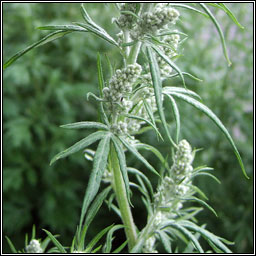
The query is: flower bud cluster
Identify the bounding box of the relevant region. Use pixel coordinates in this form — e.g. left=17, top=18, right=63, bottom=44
left=116, top=3, right=138, bottom=29
left=153, top=140, right=194, bottom=221
left=143, top=235, right=158, bottom=253
left=157, top=33, right=180, bottom=78
left=131, top=6, right=179, bottom=40
left=103, top=64, right=142, bottom=103
left=26, top=239, right=43, bottom=253
left=111, top=121, right=128, bottom=135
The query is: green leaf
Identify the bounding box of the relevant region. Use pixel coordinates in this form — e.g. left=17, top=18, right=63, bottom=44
left=97, top=53, right=110, bottom=125
left=31, top=224, right=36, bottom=240
left=84, top=224, right=114, bottom=253
left=4, top=31, right=71, bottom=69
left=118, top=136, right=159, bottom=177
left=79, top=133, right=111, bottom=237
left=128, top=167, right=154, bottom=198
left=84, top=186, right=112, bottom=229
left=168, top=72, right=203, bottom=82
left=165, top=94, right=180, bottom=143
left=167, top=223, right=204, bottom=253
left=191, top=172, right=221, bottom=184
left=111, top=136, right=131, bottom=204
left=208, top=3, right=244, bottom=29
left=151, top=44, right=186, bottom=88
left=60, top=121, right=108, bottom=130
left=146, top=45, right=177, bottom=149
left=50, top=130, right=107, bottom=165
left=113, top=240, right=128, bottom=253
left=42, top=229, right=66, bottom=253
left=124, top=114, right=163, bottom=140
left=199, top=3, right=232, bottom=66
left=74, top=22, right=119, bottom=47
left=5, top=236, right=17, bottom=253
left=37, top=24, right=87, bottom=32
left=163, top=86, right=201, bottom=100
left=156, top=230, right=172, bottom=253
left=184, top=196, right=217, bottom=217
left=135, top=143, right=168, bottom=169
left=168, top=3, right=209, bottom=18
left=104, top=224, right=125, bottom=253
left=178, top=220, right=233, bottom=253
left=170, top=92, right=248, bottom=179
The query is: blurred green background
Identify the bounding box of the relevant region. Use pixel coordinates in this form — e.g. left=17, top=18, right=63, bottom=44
left=3, top=3, right=253, bottom=253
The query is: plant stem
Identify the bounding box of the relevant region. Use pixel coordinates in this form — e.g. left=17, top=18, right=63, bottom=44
left=109, top=143, right=137, bottom=250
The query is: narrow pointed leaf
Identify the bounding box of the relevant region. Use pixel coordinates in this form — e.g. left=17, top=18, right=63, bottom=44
left=168, top=3, right=209, bottom=17
left=168, top=72, right=203, bottom=82
left=179, top=220, right=233, bottom=253
left=79, top=134, right=111, bottom=235
left=118, top=136, right=159, bottom=176
left=37, top=24, right=87, bottom=32
left=170, top=92, right=248, bottom=179
left=84, top=186, right=112, bottom=229
left=74, top=22, right=119, bottom=47
left=4, top=31, right=71, bottom=69
left=97, top=53, right=110, bottom=125
left=167, top=223, right=204, bottom=253
left=111, top=135, right=131, bottom=204
left=125, top=114, right=163, bottom=140
left=200, top=3, right=232, bottom=66
left=42, top=229, right=66, bottom=253
left=113, top=240, right=128, bottom=253
left=84, top=224, right=114, bottom=253
left=151, top=44, right=186, bottom=87
left=208, top=3, right=244, bottom=29
left=163, top=86, right=201, bottom=100
left=60, top=121, right=108, bottom=130
left=5, top=236, right=17, bottom=253
left=104, top=224, right=125, bottom=253
left=146, top=45, right=177, bottom=149
left=156, top=230, right=172, bottom=253
left=164, top=94, right=180, bottom=143
left=50, top=130, right=107, bottom=165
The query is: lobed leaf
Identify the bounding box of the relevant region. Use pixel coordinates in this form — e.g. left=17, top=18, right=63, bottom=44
left=50, top=130, right=107, bottom=165
left=79, top=134, right=111, bottom=236
left=170, top=92, right=248, bottom=179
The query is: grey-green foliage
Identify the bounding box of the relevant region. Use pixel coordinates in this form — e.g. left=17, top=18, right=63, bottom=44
left=3, top=2, right=252, bottom=254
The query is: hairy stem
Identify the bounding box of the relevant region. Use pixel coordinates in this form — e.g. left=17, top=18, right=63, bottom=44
left=109, top=143, right=137, bottom=250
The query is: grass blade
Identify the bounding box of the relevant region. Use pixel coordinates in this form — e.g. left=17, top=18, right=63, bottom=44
left=50, top=130, right=107, bottom=165
left=146, top=45, right=177, bottom=149
left=79, top=134, right=111, bottom=237
left=60, top=121, right=108, bottom=130
left=199, top=3, right=232, bottom=66
left=4, top=31, right=71, bottom=69
left=170, top=92, right=248, bottom=179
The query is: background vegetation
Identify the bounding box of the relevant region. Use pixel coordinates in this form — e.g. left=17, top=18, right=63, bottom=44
left=3, top=3, right=253, bottom=253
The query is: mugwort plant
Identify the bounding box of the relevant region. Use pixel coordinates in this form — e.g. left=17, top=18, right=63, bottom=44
left=4, top=3, right=248, bottom=253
